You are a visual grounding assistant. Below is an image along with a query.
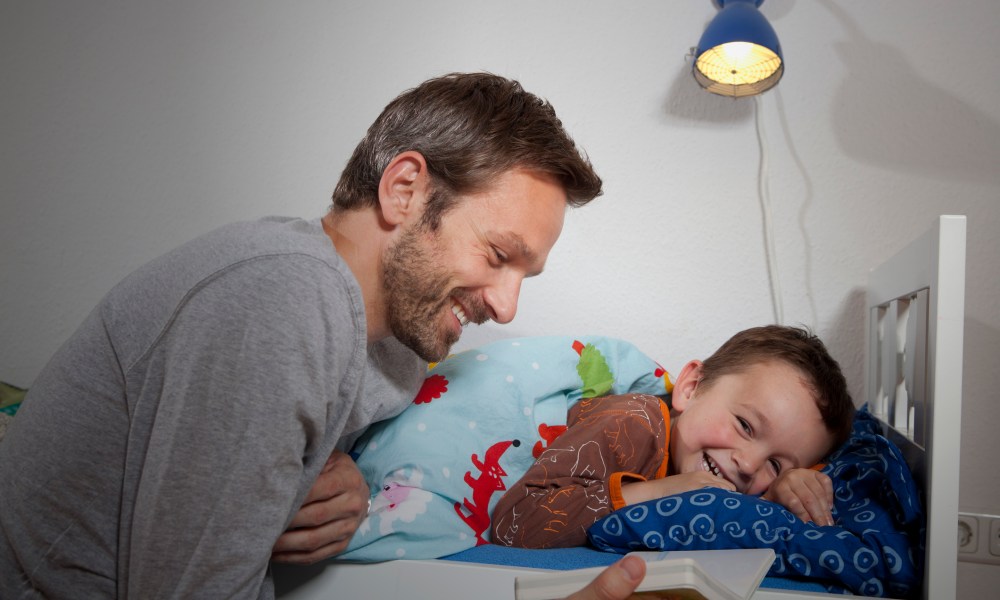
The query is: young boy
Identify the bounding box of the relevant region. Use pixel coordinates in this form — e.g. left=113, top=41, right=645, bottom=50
left=490, top=325, right=855, bottom=549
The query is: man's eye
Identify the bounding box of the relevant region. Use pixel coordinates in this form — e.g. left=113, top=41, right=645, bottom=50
left=492, top=246, right=508, bottom=263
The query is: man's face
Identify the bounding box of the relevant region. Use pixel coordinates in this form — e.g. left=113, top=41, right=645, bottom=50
left=669, top=360, right=835, bottom=496
left=381, top=168, right=567, bottom=362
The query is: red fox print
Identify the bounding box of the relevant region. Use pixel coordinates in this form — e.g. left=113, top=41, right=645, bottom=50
left=413, top=373, right=448, bottom=404
left=532, top=423, right=568, bottom=458
left=455, top=439, right=520, bottom=545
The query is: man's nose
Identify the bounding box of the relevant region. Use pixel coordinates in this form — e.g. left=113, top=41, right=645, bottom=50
left=483, top=272, right=523, bottom=324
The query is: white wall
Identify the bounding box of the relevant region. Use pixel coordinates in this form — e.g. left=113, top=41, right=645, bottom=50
left=2, top=0, right=998, bottom=594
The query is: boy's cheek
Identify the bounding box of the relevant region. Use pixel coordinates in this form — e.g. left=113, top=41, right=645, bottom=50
left=746, top=478, right=771, bottom=496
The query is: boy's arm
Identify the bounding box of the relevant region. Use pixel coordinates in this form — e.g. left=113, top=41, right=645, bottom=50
left=761, top=467, right=835, bottom=526
left=619, top=470, right=735, bottom=505
left=490, top=394, right=667, bottom=549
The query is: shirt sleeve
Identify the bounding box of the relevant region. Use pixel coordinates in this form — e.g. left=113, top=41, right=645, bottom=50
left=122, top=256, right=362, bottom=598
left=490, top=394, right=669, bottom=549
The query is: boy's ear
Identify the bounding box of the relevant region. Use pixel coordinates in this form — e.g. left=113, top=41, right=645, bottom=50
left=671, top=360, right=704, bottom=413
left=377, top=151, right=430, bottom=227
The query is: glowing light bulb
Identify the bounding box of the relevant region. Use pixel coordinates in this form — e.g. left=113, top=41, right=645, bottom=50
left=694, top=41, right=783, bottom=97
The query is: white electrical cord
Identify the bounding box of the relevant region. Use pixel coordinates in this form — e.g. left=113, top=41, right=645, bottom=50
left=754, top=95, right=784, bottom=325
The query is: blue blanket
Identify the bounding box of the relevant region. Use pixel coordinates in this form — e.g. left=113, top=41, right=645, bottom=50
left=588, top=408, right=924, bottom=598
left=339, top=335, right=669, bottom=561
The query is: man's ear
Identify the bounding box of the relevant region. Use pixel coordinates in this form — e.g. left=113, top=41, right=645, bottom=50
left=671, top=360, right=704, bottom=413
left=377, top=151, right=430, bottom=227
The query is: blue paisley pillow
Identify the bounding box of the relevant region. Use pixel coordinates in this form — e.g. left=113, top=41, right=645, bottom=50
left=588, top=408, right=924, bottom=598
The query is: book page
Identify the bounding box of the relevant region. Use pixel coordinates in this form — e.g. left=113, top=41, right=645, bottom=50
left=628, top=549, right=775, bottom=600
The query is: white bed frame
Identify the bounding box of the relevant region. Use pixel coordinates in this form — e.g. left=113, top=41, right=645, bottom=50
left=276, top=216, right=966, bottom=600
left=863, top=215, right=965, bottom=600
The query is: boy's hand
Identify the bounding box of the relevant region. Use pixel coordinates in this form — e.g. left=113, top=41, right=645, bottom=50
left=761, top=468, right=834, bottom=526
left=271, top=450, right=370, bottom=564
left=622, top=471, right=736, bottom=506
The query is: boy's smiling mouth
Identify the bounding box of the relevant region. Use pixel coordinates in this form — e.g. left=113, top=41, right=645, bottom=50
left=702, top=453, right=746, bottom=493
left=702, top=453, right=724, bottom=480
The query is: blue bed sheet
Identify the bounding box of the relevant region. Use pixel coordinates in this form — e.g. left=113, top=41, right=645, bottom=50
left=442, top=544, right=831, bottom=594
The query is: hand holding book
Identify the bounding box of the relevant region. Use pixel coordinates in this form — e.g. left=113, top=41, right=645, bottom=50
left=561, top=556, right=649, bottom=600
left=517, top=550, right=776, bottom=600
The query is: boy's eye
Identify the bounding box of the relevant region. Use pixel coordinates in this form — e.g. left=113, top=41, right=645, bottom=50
left=737, top=417, right=752, bottom=435
left=769, top=458, right=782, bottom=474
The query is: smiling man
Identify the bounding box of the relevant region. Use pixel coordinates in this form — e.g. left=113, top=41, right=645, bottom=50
left=325, top=162, right=568, bottom=363
left=0, top=73, right=602, bottom=599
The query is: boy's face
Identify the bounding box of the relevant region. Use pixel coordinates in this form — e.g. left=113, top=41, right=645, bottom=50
left=669, top=360, right=835, bottom=496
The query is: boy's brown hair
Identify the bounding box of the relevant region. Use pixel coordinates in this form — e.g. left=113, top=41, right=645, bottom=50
left=700, top=325, right=855, bottom=449
left=331, top=72, right=603, bottom=229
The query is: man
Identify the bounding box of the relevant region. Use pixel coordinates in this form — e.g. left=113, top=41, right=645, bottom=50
left=0, top=72, right=603, bottom=598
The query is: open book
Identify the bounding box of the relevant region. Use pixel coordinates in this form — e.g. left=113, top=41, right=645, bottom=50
left=514, top=549, right=776, bottom=600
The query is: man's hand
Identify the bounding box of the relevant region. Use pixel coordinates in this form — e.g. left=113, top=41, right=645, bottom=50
left=271, top=450, right=369, bottom=564
left=761, top=467, right=834, bottom=526
left=566, top=555, right=660, bottom=600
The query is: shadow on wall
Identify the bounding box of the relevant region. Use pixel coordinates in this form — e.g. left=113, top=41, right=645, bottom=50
left=659, top=59, right=754, bottom=125
left=958, top=315, right=1000, bottom=505
left=825, top=286, right=867, bottom=405
left=822, top=0, right=1000, bottom=189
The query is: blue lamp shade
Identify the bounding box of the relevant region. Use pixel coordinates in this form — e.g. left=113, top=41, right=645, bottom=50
left=693, top=0, right=784, bottom=98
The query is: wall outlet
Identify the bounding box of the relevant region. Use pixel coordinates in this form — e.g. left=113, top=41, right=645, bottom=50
left=958, top=514, right=978, bottom=554
left=958, top=512, right=1000, bottom=565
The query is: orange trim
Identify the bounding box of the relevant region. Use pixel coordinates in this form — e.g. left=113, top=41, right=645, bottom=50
left=655, top=399, right=672, bottom=480
left=610, top=472, right=646, bottom=510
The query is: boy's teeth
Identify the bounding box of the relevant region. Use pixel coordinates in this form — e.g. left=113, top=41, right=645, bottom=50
left=451, top=302, right=469, bottom=326
left=703, top=454, right=722, bottom=478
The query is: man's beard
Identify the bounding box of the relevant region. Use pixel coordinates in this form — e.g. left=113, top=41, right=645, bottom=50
left=381, top=225, right=484, bottom=362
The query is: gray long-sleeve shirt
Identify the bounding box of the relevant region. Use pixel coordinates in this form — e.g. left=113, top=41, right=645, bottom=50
left=0, top=217, right=424, bottom=599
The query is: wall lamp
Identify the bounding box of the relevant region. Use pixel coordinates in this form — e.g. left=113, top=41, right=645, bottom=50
left=693, top=0, right=783, bottom=98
